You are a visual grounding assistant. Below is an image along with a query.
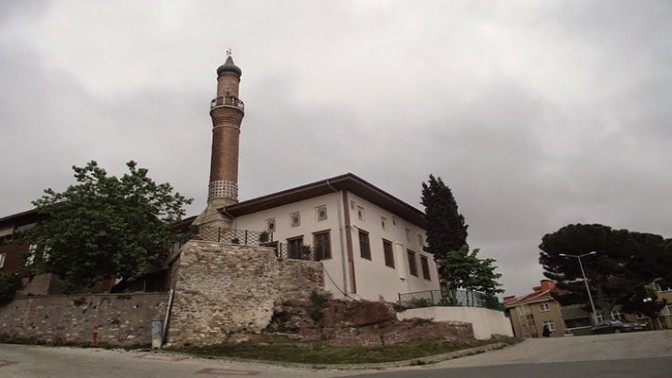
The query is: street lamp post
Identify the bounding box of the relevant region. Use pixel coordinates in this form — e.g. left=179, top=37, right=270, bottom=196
left=559, top=251, right=598, bottom=325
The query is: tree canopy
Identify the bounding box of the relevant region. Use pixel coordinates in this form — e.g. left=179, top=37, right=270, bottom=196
left=27, top=161, right=192, bottom=290
left=439, top=246, right=503, bottom=295
left=539, top=223, right=668, bottom=319
left=421, top=174, right=468, bottom=259
left=421, top=174, right=502, bottom=294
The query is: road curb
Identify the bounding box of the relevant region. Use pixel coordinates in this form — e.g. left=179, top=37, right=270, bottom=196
left=159, top=342, right=511, bottom=371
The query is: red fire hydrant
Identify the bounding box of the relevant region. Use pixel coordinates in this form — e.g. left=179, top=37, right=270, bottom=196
left=91, top=326, right=98, bottom=347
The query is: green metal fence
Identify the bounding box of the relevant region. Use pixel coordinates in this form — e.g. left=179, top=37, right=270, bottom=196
left=398, top=289, right=503, bottom=311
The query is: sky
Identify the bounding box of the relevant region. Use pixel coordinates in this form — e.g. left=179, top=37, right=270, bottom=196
left=1, top=0, right=671, bottom=297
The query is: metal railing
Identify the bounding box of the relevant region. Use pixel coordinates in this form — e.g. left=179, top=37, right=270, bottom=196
left=398, top=289, right=503, bottom=311
left=183, top=227, right=325, bottom=262
left=210, top=95, right=245, bottom=111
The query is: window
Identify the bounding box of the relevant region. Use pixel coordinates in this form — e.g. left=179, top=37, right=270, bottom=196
left=350, top=200, right=356, bottom=210
left=663, top=305, right=672, bottom=316
left=42, top=246, right=51, bottom=261
left=543, top=320, right=556, bottom=332
left=287, top=237, right=303, bottom=259
left=417, top=234, right=424, bottom=248
left=26, top=244, right=37, bottom=266
left=610, top=310, right=626, bottom=321
left=316, top=206, right=328, bottom=221
left=539, top=302, right=550, bottom=312
left=359, top=230, right=371, bottom=260
left=407, top=250, right=418, bottom=276
left=383, top=239, right=394, bottom=268
left=517, top=305, right=532, bottom=316
left=357, top=206, right=365, bottom=221
left=290, top=212, right=301, bottom=228
left=405, top=228, right=411, bottom=241
left=392, top=217, right=397, bottom=226
left=420, top=256, right=431, bottom=280
left=658, top=282, right=672, bottom=292
left=313, top=231, right=331, bottom=260
left=0, top=252, right=5, bottom=268
left=266, top=218, right=276, bottom=234
left=381, top=217, right=387, bottom=231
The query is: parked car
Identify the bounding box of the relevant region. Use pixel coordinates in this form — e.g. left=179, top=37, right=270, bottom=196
left=591, top=320, right=647, bottom=334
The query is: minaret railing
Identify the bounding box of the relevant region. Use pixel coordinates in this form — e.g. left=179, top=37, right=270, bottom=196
left=210, top=96, right=245, bottom=111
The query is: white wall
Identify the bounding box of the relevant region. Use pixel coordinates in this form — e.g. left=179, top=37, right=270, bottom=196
left=234, top=190, right=439, bottom=302
left=397, top=307, right=514, bottom=340
left=347, top=193, right=439, bottom=301
left=234, top=193, right=350, bottom=299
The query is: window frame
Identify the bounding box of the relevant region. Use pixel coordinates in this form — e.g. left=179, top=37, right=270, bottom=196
left=539, top=302, right=550, bottom=312
left=313, top=230, right=331, bottom=260
left=0, top=252, right=5, bottom=268
left=420, top=255, right=431, bottom=280
left=543, top=320, right=556, bottom=332
left=382, top=239, right=395, bottom=268
left=407, top=249, right=418, bottom=276
left=358, top=230, right=371, bottom=260
left=286, top=236, right=304, bottom=260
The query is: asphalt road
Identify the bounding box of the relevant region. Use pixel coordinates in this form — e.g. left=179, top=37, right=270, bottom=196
left=0, top=331, right=670, bottom=378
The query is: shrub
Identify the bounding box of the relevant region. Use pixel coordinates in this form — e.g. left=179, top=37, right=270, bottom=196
left=0, top=272, right=22, bottom=305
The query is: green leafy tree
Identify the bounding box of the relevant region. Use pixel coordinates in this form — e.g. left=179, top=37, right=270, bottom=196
left=421, top=174, right=468, bottom=260
left=539, top=224, right=666, bottom=319
left=440, top=246, right=503, bottom=295
left=27, top=161, right=192, bottom=290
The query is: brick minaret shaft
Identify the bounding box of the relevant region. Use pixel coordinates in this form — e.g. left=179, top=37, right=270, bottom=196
left=193, top=54, right=244, bottom=229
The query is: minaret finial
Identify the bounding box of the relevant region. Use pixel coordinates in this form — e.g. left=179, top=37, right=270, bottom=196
left=226, top=48, right=232, bottom=57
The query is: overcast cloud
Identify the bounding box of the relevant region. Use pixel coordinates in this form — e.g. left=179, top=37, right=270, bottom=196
left=1, top=0, right=671, bottom=297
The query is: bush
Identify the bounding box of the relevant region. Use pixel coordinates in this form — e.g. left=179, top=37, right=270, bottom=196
left=0, top=272, right=22, bottom=305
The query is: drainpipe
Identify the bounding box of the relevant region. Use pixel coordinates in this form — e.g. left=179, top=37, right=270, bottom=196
left=326, top=180, right=348, bottom=295
left=162, top=288, right=174, bottom=346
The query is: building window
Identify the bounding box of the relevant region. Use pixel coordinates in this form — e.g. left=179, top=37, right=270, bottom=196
left=266, top=218, right=276, bottom=234
left=420, top=256, right=431, bottom=280
left=359, top=230, right=371, bottom=260
left=539, top=302, right=550, bottom=312
left=517, top=305, right=532, bottom=316
left=357, top=206, right=365, bottom=221
left=350, top=200, right=356, bottom=210
left=26, top=244, right=37, bottom=266
left=316, top=206, right=328, bottom=222
left=381, top=217, right=387, bottom=231
left=405, top=228, right=411, bottom=241
left=313, top=231, right=331, bottom=260
left=407, top=250, right=418, bottom=276
left=383, top=239, right=394, bottom=268
left=417, top=234, right=424, bottom=248
left=543, top=320, right=556, bottom=332
left=610, top=310, right=626, bottom=321
left=42, top=246, right=51, bottom=261
left=392, top=217, right=397, bottom=226
left=658, top=282, right=672, bottom=292
left=287, top=237, right=303, bottom=259
left=663, top=304, right=672, bottom=316
left=0, top=252, right=5, bottom=268
left=290, top=212, right=301, bottom=228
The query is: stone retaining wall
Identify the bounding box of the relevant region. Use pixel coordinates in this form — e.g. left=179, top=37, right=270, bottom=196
left=0, top=292, right=168, bottom=346
left=167, top=241, right=324, bottom=346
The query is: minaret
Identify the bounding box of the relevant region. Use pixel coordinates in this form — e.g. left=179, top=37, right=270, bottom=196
left=193, top=50, right=245, bottom=229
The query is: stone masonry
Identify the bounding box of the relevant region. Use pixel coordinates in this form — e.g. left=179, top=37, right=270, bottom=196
left=0, top=292, right=167, bottom=346
left=167, top=240, right=323, bottom=346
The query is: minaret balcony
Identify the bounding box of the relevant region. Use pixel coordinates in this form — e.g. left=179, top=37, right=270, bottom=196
left=210, top=96, right=245, bottom=112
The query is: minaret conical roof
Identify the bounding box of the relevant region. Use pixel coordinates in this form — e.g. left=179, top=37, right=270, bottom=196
left=217, top=56, right=242, bottom=78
